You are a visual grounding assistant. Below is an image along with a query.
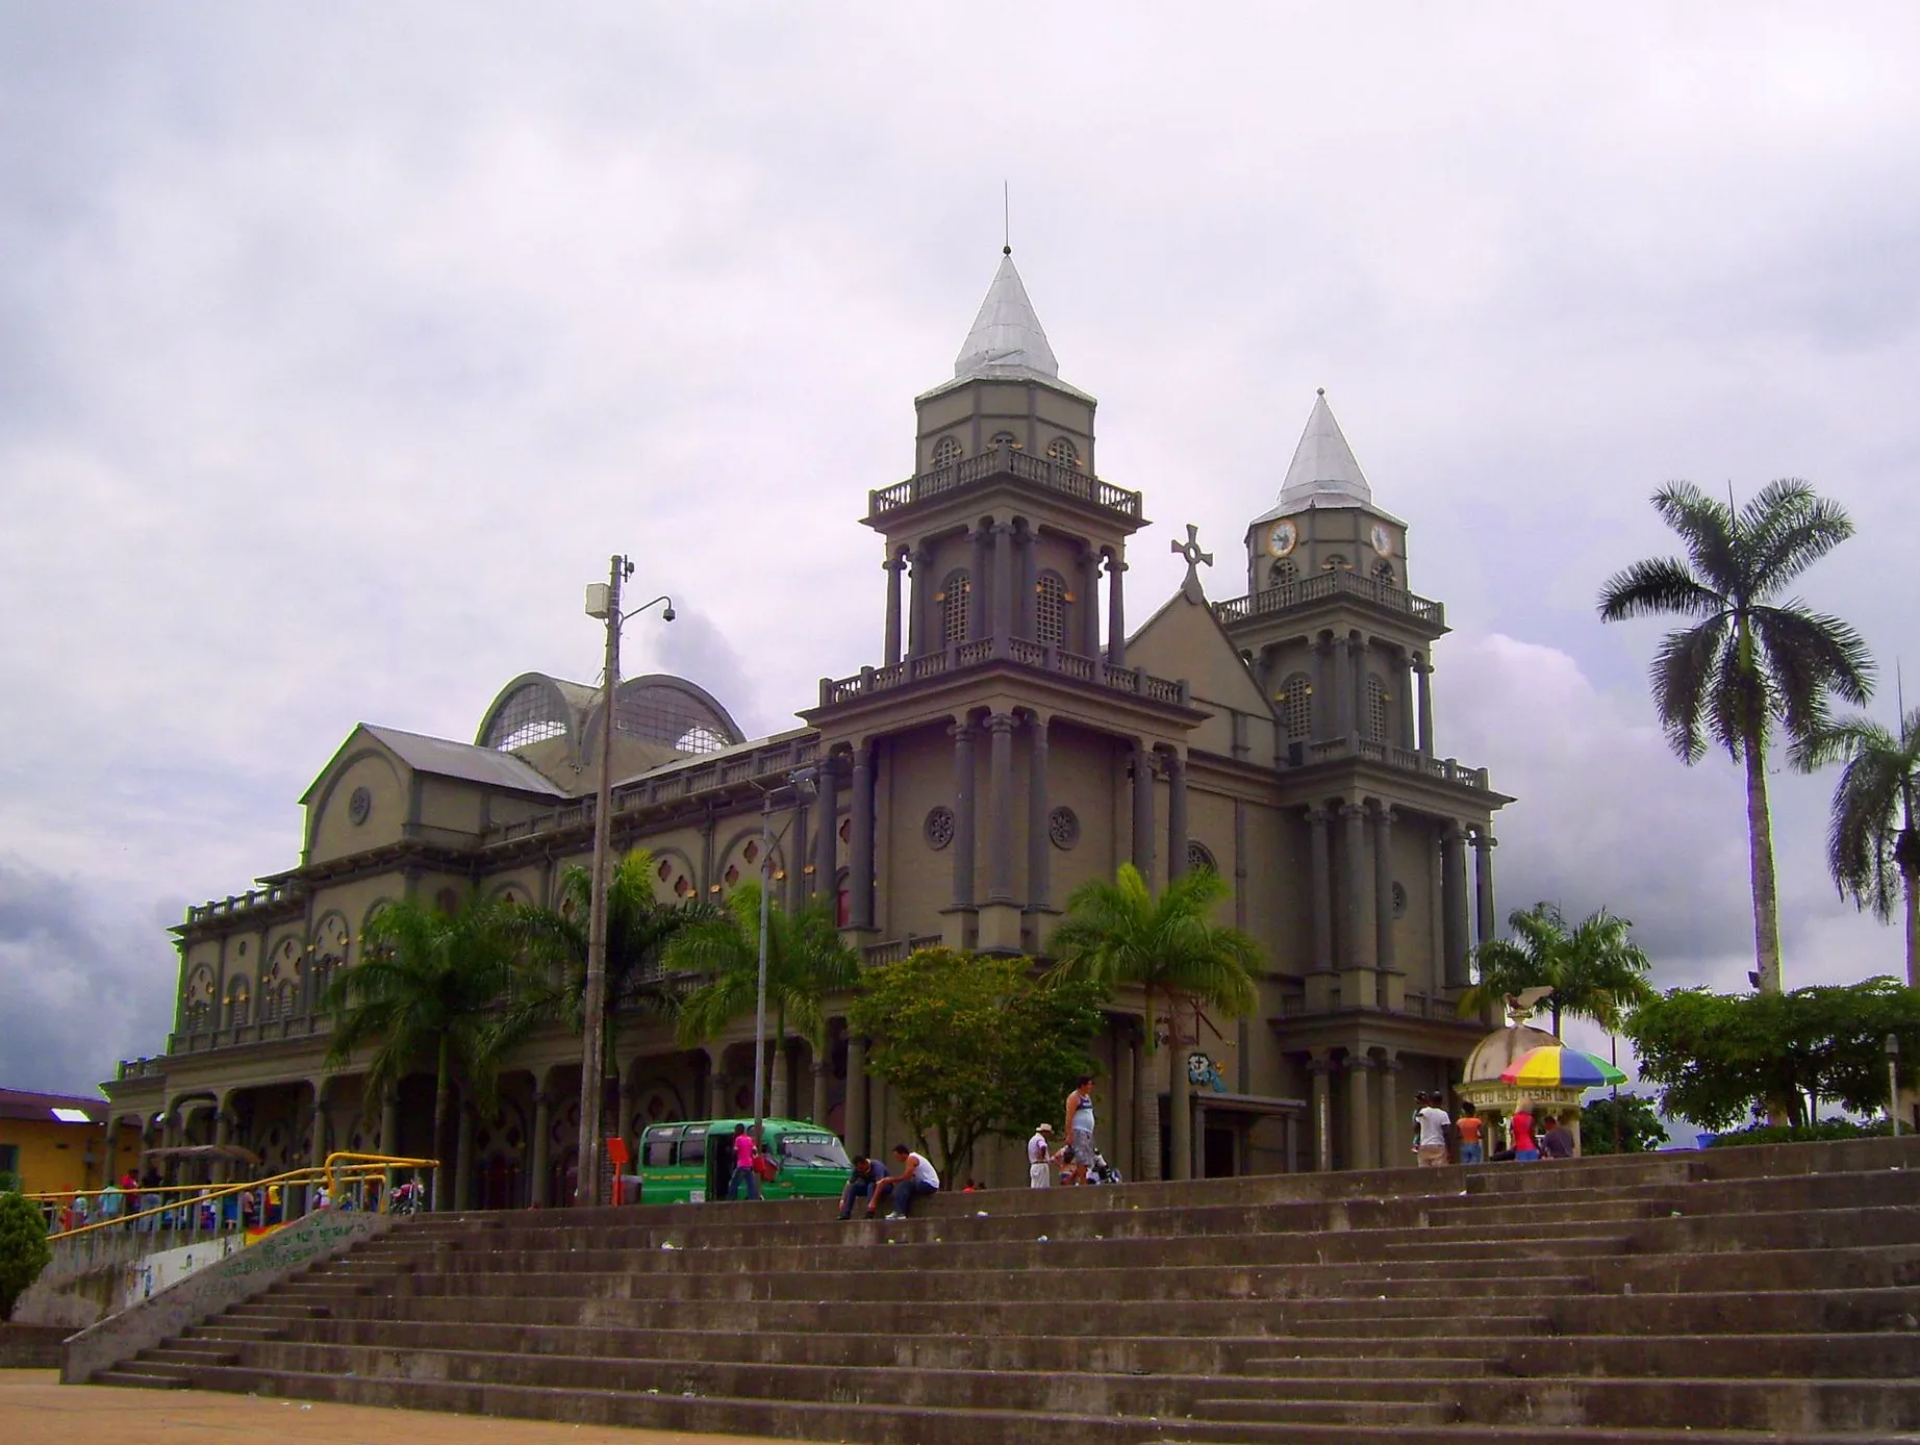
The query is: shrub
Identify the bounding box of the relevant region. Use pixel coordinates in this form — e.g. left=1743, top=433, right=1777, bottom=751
left=0, top=1190, right=53, bottom=1321
left=1704, top=1118, right=1890, bottom=1149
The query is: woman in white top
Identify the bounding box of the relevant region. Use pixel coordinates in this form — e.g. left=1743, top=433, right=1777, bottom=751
left=1028, top=1123, right=1056, bottom=1188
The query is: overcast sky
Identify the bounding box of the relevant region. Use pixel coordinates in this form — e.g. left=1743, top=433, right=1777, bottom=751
left=3, top=5, right=1917, bottom=1100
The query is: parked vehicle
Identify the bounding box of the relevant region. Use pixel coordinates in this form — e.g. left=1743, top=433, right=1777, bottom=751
left=634, top=1118, right=852, bottom=1204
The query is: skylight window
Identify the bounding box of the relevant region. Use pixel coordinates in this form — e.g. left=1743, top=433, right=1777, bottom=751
left=50, top=1107, right=92, bottom=1123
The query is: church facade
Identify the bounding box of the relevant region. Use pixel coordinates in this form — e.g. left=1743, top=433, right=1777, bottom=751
left=102, top=252, right=1509, bottom=1202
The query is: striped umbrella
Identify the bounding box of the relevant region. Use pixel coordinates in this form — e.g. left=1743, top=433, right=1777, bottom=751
left=1499, top=1044, right=1627, bottom=1090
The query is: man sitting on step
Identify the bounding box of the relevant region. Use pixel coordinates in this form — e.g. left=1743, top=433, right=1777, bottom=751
left=867, top=1144, right=941, bottom=1219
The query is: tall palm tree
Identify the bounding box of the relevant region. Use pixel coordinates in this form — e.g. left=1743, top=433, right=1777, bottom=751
left=1461, top=902, right=1656, bottom=1035
left=1793, top=706, right=1920, bottom=986
left=502, top=850, right=701, bottom=1130
left=1045, top=863, right=1260, bottom=1183
left=1598, top=480, right=1873, bottom=992
left=667, top=883, right=857, bottom=1121
left=323, top=893, right=524, bottom=1210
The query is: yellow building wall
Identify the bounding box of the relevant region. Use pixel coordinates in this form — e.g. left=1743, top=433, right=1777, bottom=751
left=0, top=1118, right=144, bottom=1196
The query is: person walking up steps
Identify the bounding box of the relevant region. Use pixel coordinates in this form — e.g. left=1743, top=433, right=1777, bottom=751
left=1028, top=1123, right=1056, bottom=1188
left=1064, top=1075, right=1096, bottom=1187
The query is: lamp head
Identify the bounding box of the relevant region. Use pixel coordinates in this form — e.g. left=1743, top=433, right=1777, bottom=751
left=1888, top=1033, right=1901, bottom=1059
left=662, top=605, right=676, bottom=623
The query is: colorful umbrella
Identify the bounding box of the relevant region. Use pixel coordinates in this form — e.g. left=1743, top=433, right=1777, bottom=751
left=1499, top=1044, right=1626, bottom=1090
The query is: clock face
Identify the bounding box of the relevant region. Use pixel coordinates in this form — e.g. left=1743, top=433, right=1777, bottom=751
left=1265, top=520, right=1298, bottom=559
left=1369, top=522, right=1394, bottom=558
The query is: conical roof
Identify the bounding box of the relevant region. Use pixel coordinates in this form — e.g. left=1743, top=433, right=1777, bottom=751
left=1275, top=391, right=1373, bottom=511
left=953, top=251, right=1059, bottom=381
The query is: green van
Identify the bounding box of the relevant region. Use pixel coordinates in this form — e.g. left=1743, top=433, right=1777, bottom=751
left=634, top=1118, right=852, bottom=1204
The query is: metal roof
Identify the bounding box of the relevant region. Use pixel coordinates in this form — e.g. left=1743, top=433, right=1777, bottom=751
left=361, top=725, right=567, bottom=797
left=0, top=1087, right=107, bottom=1125
left=953, top=251, right=1060, bottom=383
left=1254, top=391, right=1376, bottom=524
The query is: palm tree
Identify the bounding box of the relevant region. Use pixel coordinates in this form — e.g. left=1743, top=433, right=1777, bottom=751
left=1598, top=480, right=1873, bottom=992
left=1461, top=902, right=1656, bottom=1035
left=323, top=893, right=524, bottom=1210
left=1045, top=863, right=1260, bottom=1183
left=1793, top=707, right=1920, bottom=986
left=667, top=883, right=857, bottom=1121
left=502, top=850, right=700, bottom=1129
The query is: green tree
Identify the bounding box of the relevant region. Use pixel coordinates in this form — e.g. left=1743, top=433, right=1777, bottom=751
left=1045, top=863, right=1260, bottom=1182
left=668, top=883, right=857, bottom=1120
left=1794, top=707, right=1920, bottom=987
left=502, top=849, right=704, bottom=1124
left=0, top=1189, right=52, bottom=1320
left=323, top=892, right=525, bottom=1209
left=1598, top=480, right=1873, bottom=993
left=1580, top=1093, right=1666, bottom=1155
left=849, top=947, right=1107, bottom=1181
left=1461, top=903, right=1655, bottom=1035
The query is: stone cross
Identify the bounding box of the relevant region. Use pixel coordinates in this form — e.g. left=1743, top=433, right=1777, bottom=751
left=1172, top=523, right=1213, bottom=604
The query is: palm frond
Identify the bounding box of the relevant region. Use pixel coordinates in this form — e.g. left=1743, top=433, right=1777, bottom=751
left=1596, top=557, right=1723, bottom=623
left=1650, top=617, right=1728, bottom=762
left=1748, top=603, right=1876, bottom=738
left=1650, top=482, right=1741, bottom=595
left=1743, top=480, right=1855, bottom=594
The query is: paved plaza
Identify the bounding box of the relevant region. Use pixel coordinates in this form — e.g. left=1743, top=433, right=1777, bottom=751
left=0, top=1371, right=792, bottom=1445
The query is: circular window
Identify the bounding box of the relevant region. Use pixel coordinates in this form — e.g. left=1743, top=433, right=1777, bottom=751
left=924, top=806, right=956, bottom=851
left=1186, top=842, right=1218, bottom=874
left=348, top=786, right=372, bottom=825
left=1392, top=881, right=1409, bottom=918
left=1048, top=806, right=1080, bottom=850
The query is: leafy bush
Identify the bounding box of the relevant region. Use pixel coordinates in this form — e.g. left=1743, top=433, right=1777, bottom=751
left=0, top=1190, right=53, bottom=1320
left=1704, top=1118, right=1890, bottom=1149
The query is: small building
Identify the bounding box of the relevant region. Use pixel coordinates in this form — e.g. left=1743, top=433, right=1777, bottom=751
left=0, top=1088, right=144, bottom=1197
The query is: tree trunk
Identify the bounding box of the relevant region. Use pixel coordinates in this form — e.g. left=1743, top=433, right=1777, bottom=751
left=430, top=1035, right=452, bottom=1212
left=1904, top=861, right=1919, bottom=990
left=1168, top=997, right=1192, bottom=1181
left=1135, top=1005, right=1162, bottom=1182
left=1743, top=733, right=1785, bottom=994
left=769, top=1006, right=789, bottom=1119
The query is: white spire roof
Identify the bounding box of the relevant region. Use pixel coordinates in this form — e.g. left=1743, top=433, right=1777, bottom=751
left=953, top=250, right=1059, bottom=381
left=1269, top=390, right=1374, bottom=515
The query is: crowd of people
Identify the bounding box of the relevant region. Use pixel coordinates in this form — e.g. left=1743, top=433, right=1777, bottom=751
left=39, top=1167, right=415, bottom=1235
left=1409, top=1093, right=1579, bottom=1166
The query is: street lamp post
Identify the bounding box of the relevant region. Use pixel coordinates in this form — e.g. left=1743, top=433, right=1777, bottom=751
left=577, top=556, right=674, bottom=1207
left=1889, top=1034, right=1902, bottom=1139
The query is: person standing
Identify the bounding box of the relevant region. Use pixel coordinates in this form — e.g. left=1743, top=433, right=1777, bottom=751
left=867, top=1144, right=940, bottom=1219
left=727, top=1124, right=761, bottom=1201
left=1064, top=1076, right=1096, bottom=1187
left=1455, top=1106, right=1485, bottom=1165
left=1027, top=1123, right=1056, bottom=1188
left=1413, top=1094, right=1452, bottom=1167
left=1510, top=1101, right=1540, bottom=1162
left=1542, top=1112, right=1577, bottom=1160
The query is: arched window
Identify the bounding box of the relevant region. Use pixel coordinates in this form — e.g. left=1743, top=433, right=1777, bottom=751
left=1035, top=570, right=1068, bottom=648
left=1268, top=559, right=1298, bottom=589
left=1372, top=559, right=1396, bottom=585
left=1365, top=675, right=1391, bottom=742
left=1280, top=673, right=1313, bottom=740
left=225, top=980, right=251, bottom=1029
left=940, top=569, right=971, bottom=644
left=1323, top=553, right=1349, bottom=572
left=1186, top=842, right=1218, bottom=875
left=931, top=436, right=962, bottom=468
left=1046, top=437, right=1079, bottom=467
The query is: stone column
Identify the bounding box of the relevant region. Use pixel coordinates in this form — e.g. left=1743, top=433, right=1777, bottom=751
left=907, top=548, right=928, bottom=659
left=845, top=1034, right=868, bottom=1157
left=1349, top=634, right=1368, bottom=742
left=1131, top=743, right=1156, bottom=885
left=1416, top=656, right=1435, bottom=762
left=810, top=1053, right=829, bottom=1127
left=814, top=754, right=840, bottom=908
left=986, top=713, right=1017, bottom=903
left=1474, top=830, right=1498, bottom=950
left=1346, top=1054, right=1375, bottom=1172
left=1374, top=805, right=1398, bottom=1004
left=707, top=1066, right=729, bottom=1119
left=1313, top=637, right=1333, bottom=741
left=1169, top=1020, right=1192, bottom=1182
left=970, top=526, right=990, bottom=639
left=1306, top=806, right=1334, bottom=1008
left=1342, top=802, right=1376, bottom=971
left=1165, top=751, right=1189, bottom=883
left=1397, top=651, right=1417, bottom=750
left=1105, top=552, right=1128, bottom=667
left=991, top=522, right=1014, bottom=648
left=1377, top=1053, right=1403, bottom=1171
left=1080, top=547, right=1101, bottom=656
left=1116, top=1023, right=1137, bottom=1182
left=379, top=1089, right=399, bottom=1158
left=1443, top=823, right=1471, bottom=989
left=530, top=1092, right=552, bottom=1207
left=950, top=721, right=976, bottom=909
left=1309, top=1053, right=1334, bottom=1173
left=1333, top=633, right=1354, bottom=742
left=1016, top=527, right=1035, bottom=639
left=454, top=1105, right=475, bottom=1211
left=1026, top=714, right=1051, bottom=913
left=883, top=552, right=904, bottom=665
left=849, top=744, right=875, bottom=930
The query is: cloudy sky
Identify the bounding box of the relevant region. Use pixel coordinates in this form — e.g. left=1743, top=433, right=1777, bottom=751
left=3, top=5, right=1917, bottom=1099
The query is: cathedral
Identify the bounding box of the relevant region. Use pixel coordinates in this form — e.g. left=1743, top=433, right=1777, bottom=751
left=102, top=250, right=1509, bottom=1201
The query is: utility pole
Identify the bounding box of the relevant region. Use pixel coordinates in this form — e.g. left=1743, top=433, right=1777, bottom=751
left=576, top=554, right=627, bottom=1207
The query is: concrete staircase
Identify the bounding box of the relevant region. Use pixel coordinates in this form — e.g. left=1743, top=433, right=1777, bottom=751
left=85, top=1137, right=1920, bottom=1442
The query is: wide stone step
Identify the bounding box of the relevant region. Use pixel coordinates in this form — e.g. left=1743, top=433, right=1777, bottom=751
left=93, top=1370, right=190, bottom=1390
left=1194, top=1396, right=1456, bottom=1426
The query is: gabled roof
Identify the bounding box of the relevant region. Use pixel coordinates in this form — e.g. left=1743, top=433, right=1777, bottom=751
left=0, top=1087, right=107, bottom=1125
left=358, top=724, right=567, bottom=797
left=953, top=250, right=1061, bottom=383
left=1254, top=391, right=1375, bottom=524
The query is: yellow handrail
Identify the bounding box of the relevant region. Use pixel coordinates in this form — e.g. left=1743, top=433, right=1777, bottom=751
left=25, top=1154, right=440, bottom=1243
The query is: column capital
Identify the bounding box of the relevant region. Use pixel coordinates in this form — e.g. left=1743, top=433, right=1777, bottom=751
left=1377, top=1051, right=1402, bottom=1073
left=983, top=711, right=1019, bottom=735
left=1344, top=1052, right=1376, bottom=1073
left=1305, top=1051, right=1336, bottom=1077
left=1412, top=655, right=1433, bottom=675
left=1443, top=820, right=1471, bottom=844
left=1305, top=804, right=1331, bottom=826
left=1339, top=798, right=1368, bottom=820
left=1473, top=828, right=1498, bottom=849
left=948, top=718, right=976, bottom=742
left=882, top=553, right=906, bottom=575
left=1372, top=802, right=1397, bottom=826
left=1158, top=747, right=1186, bottom=775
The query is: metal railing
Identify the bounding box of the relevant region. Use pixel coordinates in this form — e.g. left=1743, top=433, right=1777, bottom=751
left=868, top=443, right=1143, bottom=520
left=1215, top=570, right=1446, bottom=628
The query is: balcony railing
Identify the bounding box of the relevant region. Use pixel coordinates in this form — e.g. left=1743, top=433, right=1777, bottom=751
left=869, top=444, right=1143, bottom=521
left=183, top=882, right=303, bottom=927
left=1295, top=736, right=1491, bottom=790
left=862, top=933, right=944, bottom=967
left=819, top=639, right=1191, bottom=711
left=1216, top=570, right=1445, bottom=628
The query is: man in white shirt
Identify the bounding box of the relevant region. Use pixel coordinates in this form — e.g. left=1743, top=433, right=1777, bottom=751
left=1027, top=1123, right=1056, bottom=1188
left=867, top=1143, right=941, bottom=1219
left=1413, top=1093, right=1452, bottom=1167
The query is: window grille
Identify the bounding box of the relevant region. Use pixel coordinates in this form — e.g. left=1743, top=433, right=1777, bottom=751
left=931, top=436, right=962, bottom=467
left=1365, top=675, right=1391, bottom=742
left=1046, top=436, right=1078, bottom=466
left=483, top=682, right=569, bottom=751
left=1186, top=841, right=1218, bottom=874
left=940, top=570, right=971, bottom=644
left=1372, top=559, right=1396, bottom=585
left=225, top=984, right=251, bottom=1029
left=1280, top=673, right=1313, bottom=740
left=990, top=431, right=1018, bottom=450
left=1269, top=559, right=1298, bottom=588
left=1323, top=553, right=1349, bottom=572
left=1035, top=571, right=1068, bottom=648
